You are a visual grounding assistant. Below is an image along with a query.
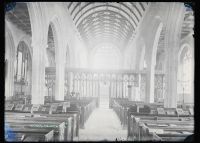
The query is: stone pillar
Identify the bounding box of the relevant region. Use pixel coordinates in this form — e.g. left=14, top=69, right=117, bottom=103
left=191, top=43, right=194, bottom=104
left=31, top=42, right=46, bottom=105
left=5, top=57, right=15, bottom=99
left=145, top=20, right=163, bottom=103
left=5, top=31, right=15, bottom=99
left=164, top=3, right=185, bottom=108
left=55, top=52, right=66, bottom=101
left=28, top=3, right=48, bottom=105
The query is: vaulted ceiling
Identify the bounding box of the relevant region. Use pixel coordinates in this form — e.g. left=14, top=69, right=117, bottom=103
left=66, top=2, right=149, bottom=50
left=5, top=2, right=194, bottom=53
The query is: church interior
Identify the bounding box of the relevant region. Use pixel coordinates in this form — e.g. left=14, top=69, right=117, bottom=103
left=5, top=2, right=194, bottom=141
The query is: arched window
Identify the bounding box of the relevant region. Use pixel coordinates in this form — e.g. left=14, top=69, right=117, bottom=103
left=182, top=48, right=192, bottom=93
left=14, top=41, right=30, bottom=83
left=177, top=46, right=193, bottom=104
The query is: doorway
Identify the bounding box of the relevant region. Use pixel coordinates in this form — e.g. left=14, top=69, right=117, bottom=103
left=99, top=81, right=110, bottom=109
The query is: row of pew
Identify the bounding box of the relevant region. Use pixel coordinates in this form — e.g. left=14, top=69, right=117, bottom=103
left=127, top=114, right=194, bottom=141
left=47, top=97, right=98, bottom=128
left=111, top=98, right=194, bottom=141
left=112, top=98, right=193, bottom=127
left=5, top=97, right=98, bottom=141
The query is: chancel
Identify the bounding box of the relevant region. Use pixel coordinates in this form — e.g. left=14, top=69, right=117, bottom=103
left=5, top=2, right=194, bottom=142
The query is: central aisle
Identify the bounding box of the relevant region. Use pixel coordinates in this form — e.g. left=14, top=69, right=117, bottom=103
left=78, top=108, right=127, bottom=141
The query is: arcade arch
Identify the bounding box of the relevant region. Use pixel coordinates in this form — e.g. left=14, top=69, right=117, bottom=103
left=177, top=43, right=194, bottom=104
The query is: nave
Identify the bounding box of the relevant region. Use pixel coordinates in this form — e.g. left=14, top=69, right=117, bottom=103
left=78, top=108, right=127, bottom=141
left=5, top=2, right=194, bottom=142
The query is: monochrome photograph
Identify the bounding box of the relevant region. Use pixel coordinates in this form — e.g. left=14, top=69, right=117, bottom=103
left=5, top=2, right=194, bottom=141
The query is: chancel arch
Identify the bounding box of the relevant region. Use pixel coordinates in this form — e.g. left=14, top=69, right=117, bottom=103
left=177, top=43, right=194, bottom=105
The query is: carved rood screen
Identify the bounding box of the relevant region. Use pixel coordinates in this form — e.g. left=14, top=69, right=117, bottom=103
left=45, top=67, right=165, bottom=101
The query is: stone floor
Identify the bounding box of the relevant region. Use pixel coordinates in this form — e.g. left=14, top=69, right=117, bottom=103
left=77, top=108, right=127, bottom=141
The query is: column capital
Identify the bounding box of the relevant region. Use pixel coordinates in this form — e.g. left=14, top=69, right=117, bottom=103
left=31, top=41, right=48, bottom=49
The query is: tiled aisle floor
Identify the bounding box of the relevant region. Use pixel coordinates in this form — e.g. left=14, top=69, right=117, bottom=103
left=78, top=108, right=127, bottom=141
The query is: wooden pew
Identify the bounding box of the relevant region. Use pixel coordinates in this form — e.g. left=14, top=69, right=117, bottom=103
left=112, top=99, right=194, bottom=141
left=49, top=104, right=79, bottom=140
left=5, top=103, right=76, bottom=141
left=5, top=122, right=54, bottom=142
left=5, top=97, right=97, bottom=141
left=127, top=115, right=162, bottom=141
left=127, top=114, right=194, bottom=141
left=5, top=112, right=73, bottom=141
left=68, top=98, right=96, bottom=129
left=28, top=103, right=79, bottom=140
left=112, top=98, right=193, bottom=128
left=49, top=97, right=97, bottom=129
left=143, top=121, right=193, bottom=141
